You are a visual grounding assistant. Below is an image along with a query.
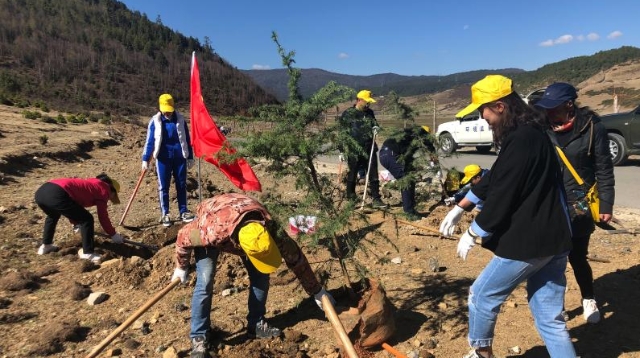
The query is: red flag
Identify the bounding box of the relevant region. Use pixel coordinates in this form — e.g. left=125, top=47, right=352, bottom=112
left=190, top=52, right=262, bottom=192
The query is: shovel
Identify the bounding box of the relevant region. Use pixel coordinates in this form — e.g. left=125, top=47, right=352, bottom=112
left=85, top=279, right=181, bottom=358
left=322, top=295, right=359, bottom=358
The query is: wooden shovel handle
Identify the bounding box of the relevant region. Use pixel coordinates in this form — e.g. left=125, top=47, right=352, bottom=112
left=396, top=219, right=456, bottom=241
left=322, top=295, right=359, bottom=358
left=118, top=168, right=147, bottom=226
left=85, top=279, right=181, bottom=358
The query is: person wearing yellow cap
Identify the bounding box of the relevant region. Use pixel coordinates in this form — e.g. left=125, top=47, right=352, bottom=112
left=443, top=164, right=489, bottom=206
left=378, top=125, right=437, bottom=220
left=33, top=173, right=124, bottom=264
left=338, top=89, right=386, bottom=208
left=142, top=93, right=195, bottom=228
left=171, top=193, right=335, bottom=357
left=451, top=75, right=576, bottom=358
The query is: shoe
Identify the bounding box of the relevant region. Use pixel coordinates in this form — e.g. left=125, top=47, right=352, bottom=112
left=181, top=211, right=195, bottom=223
left=72, top=224, right=80, bottom=233
left=463, top=349, right=495, bottom=358
left=37, top=244, right=58, bottom=255
left=162, top=215, right=172, bottom=227
left=247, top=320, right=282, bottom=339
left=403, top=211, right=422, bottom=221
left=370, top=198, right=387, bottom=209
left=582, top=298, right=601, bottom=323
left=190, top=336, right=210, bottom=358
left=78, top=249, right=101, bottom=264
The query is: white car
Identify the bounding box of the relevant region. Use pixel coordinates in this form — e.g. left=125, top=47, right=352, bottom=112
left=436, top=88, right=547, bottom=154
left=436, top=112, right=494, bottom=154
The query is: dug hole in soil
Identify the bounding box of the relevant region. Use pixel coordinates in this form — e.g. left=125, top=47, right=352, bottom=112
left=1, top=110, right=640, bottom=357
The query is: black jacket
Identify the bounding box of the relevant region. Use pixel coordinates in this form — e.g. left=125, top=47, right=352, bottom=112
left=339, top=106, right=379, bottom=152
left=381, top=128, right=435, bottom=168
left=550, top=109, right=615, bottom=237
left=472, top=124, right=573, bottom=260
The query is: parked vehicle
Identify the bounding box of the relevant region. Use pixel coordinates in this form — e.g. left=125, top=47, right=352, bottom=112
left=600, top=105, right=640, bottom=165
left=436, top=112, right=494, bottom=154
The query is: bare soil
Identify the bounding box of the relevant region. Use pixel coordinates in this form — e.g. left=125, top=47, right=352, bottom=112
left=1, top=104, right=639, bottom=358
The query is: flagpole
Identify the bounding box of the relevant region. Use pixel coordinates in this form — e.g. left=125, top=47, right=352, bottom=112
left=197, top=158, right=202, bottom=203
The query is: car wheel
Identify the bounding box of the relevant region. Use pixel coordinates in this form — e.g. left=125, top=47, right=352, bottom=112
left=608, top=133, right=627, bottom=166
left=439, top=133, right=456, bottom=154
left=476, top=146, right=492, bottom=154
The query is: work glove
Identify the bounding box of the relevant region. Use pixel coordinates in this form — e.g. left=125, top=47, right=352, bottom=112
left=314, top=287, right=336, bottom=311
left=338, top=153, right=345, bottom=162
left=141, top=161, right=149, bottom=170
left=111, top=233, right=124, bottom=244
left=439, top=205, right=464, bottom=236
left=444, top=197, right=456, bottom=206
left=457, top=228, right=480, bottom=260
left=372, top=126, right=381, bottom=135
left=171, top=267, right=188, bottom=284
left=187, top=159, right=195, bottom=169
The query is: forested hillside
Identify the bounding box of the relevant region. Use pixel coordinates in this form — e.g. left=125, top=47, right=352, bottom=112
left=245, top=46, right=640, bottom=101
left=0, top=0, right=278, bottom=116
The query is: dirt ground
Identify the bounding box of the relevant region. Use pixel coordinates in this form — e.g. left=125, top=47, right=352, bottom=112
left=1, top=104, right=639, bottom=358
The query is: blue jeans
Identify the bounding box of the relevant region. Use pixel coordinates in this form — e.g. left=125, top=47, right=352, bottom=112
left=190, top=247, right=270, bottom=339
left=468, top=253, right=576, bottom=358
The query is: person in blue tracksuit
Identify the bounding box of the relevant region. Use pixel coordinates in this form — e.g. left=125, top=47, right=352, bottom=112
left=141, top=93, right=195, bottom=227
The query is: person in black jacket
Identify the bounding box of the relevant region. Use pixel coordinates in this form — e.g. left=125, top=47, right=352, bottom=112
left=379, top=125, right=436, bottom=220
left=454, top=75, right=576, bottom=358
left=535, top=82, right=615, bottom=324
left=339, top=90, right=386, bottom=208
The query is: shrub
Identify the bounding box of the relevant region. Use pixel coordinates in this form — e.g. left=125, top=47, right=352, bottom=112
left=41, top=116, right=56, bottom=124
left=39, top=135, right=48, bottom=145
left=22, top=110, right=41, bottom=120
left=56, top=114, right=66, bottom=124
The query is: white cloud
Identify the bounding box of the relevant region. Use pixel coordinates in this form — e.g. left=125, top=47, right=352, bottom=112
left=252, top=64, right=271, bottom=70
left=587, top=33, right=600, bottom=41
left=463, top=25, right=469, bottom=30
left=608, top=30, right=623, bottom=39
left=338, top=52, right=349, bottom=59
left=539, top=34, right=574, bottom=47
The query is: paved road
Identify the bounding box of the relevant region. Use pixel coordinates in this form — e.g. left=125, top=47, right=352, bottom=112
left=441, top=150, right=640, bottom=210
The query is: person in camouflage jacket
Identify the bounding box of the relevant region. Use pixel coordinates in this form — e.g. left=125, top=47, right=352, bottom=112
left=171, top=193, right=335, bottom=357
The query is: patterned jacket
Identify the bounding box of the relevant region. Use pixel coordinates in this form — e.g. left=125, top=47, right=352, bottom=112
left=175, top=193, right=322, bottom=295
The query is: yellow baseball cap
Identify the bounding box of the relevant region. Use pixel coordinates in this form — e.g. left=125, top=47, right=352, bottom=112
left=238, top=222, right=282, bottom=274
left=158, top=93, right=175, bottom=113
left=110, top=178, right=121, bottom=204
left=357, top=90, right=376, bottom=103
left=421, top=125, right=430, bottom=133
left=456, top=75, right=513, bottom=118
left=460, top=164, right=482, bottom=185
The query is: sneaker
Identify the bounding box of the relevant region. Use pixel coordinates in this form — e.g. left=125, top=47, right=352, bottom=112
left=190, top=336, right=210, bottom=358
left=463, top=349, right=495, bottom=358
left=72, top=224, right=80, bottom=233
left=181, top=211, right=195, bottom=223
left=78, top=249, right=101, bottom=264
left=247, top=320, right=282, bottom=339
left=561, top=310, right=570, bottom=321
left=582, top=298, right=601, bottom=323
left=403, top=211, right=422, bottom=221
left=161, top=214, right=172, bottom=227
left=37, top=244, right=58, bottom=255
left=370, top=198, right=387, bottom=209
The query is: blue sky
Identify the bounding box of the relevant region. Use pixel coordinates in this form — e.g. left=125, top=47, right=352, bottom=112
left=121, top=0, right=640, bottom=76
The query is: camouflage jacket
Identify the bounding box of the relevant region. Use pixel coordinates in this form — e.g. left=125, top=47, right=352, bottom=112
left=175, top=193, right=322, bottom=295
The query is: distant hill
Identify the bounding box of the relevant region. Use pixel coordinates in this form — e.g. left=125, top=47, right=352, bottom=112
left=244, top=46, right=640, bottom=102
left=0, top=0, right=278, bottom=116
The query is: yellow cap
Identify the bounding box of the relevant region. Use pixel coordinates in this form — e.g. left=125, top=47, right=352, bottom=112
left=456, top=75, right=513, bottom=118
left=460, top=164, right=482, bottom=185
left=238, top=222, right=282, bottom=274
left=357, top=90, right=376, bottom=103
left=158, top=93, right=175, bottom=113
left=421, top=125, right=430, bottom=133
left=110, top=178, right=121, bottom=204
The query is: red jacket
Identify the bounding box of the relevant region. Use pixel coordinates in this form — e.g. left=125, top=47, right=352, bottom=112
left=49, top=178, right=116, bottom=236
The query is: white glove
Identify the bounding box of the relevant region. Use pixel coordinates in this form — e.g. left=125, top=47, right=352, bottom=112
left=111, top=233, right=124, bottom=244
left=439, top=205, right=464, bottom=236
left=372, top=126, right=380, bottom=135
left=187, top=159, right=195, bottom=169
left=141, top=161, right=148, bottom=170
left=338, top=153, right=345, bottom=162
left=457, top=228, right=479, bottom=260
left=314, top=288, right=336, bottom=311
left=171, top=267, right=188, bottom=284
left=444, top=197, right=456, bottom=206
